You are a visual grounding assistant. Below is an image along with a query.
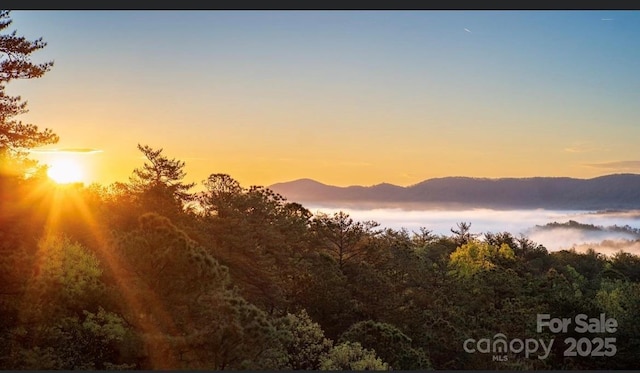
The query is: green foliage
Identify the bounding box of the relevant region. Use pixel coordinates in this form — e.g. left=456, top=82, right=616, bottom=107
left=311, top=211, right=380, bottom=269
left=594, top=279, right=640, bottom=367
left=21, top=236, right=106, bottom=320
left=610, top=250, right=640, bottom=281
left=450, top=222, right=478, bottom=246
left=9, top=308, right=136, bottom=370
left=200, top=173, right=243, bottom=218
left=199, top=173, right=314, bottom=312
left=276, top=309, right=333, bottom=370
left=112, top=212, right=286, bottom=369
left=44, top=309, right=134, bottom=369
left=339, top=320, right=431, bottom=370
left=449, top=240, right=515, bottom=277
left=596, top=279, right=631, bottom=320
left=118, top=212, right=230, bottom=297
left=191, top=291, right=286, bottom=370
left=3, top=237, right=137, bottom=369
left=320, top=341, right=388, bottom=370
left=290, top=251, right=355, bottom=340
left=127, top=144, right=196, bottom=218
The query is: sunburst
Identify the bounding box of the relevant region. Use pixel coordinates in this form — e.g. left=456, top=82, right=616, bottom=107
left=46, top=158, right=84, bottom=184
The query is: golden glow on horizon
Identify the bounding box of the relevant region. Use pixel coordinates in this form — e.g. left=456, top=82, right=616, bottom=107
left=46, top=158, right=85, bottom=184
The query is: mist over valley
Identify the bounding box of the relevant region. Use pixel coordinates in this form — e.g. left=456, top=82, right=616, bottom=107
left=271, top=175, right=640, bottom=255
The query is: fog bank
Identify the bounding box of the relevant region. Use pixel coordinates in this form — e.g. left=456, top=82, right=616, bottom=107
left=308, top=207, right=640, bottom=254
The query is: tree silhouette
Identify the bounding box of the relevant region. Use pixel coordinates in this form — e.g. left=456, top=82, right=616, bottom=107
left=450, top=221, right=477, bottom=246
left=129, top=144, right=195, bottom=215
left=200, top=173, right=243, bottom=218
left=311, top=211, right=380, bottom=270
left=0, top=10, right=57, bottom=164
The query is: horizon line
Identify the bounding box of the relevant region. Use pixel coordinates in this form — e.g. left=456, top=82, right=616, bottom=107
left=270, top=172, right=640, bottom=189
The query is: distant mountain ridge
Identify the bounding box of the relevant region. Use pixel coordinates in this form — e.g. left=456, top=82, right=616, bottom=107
left=269, top=174, right=640, bottom=210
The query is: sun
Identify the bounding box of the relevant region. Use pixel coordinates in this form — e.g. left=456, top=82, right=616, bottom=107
left=47, top=158, right=85, bottom=184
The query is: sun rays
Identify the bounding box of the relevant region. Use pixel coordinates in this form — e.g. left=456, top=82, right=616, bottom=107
left=15, top=180, right=181, bottom=368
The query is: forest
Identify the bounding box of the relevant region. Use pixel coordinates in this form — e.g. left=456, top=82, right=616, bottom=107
left=2, top=10, right=640, bottom=370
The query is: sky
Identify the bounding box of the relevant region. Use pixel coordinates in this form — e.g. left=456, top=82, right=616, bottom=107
left=7, top=11, right=640, bottom=188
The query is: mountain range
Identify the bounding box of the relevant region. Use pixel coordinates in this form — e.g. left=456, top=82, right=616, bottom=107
left=269, top=174, right=640, bottom=210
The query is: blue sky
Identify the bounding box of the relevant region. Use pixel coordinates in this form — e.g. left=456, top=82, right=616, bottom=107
left=8, top=11, right=640, bottom=187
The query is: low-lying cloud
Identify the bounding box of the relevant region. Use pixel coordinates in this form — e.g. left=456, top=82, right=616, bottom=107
left=30, top=148, right=103, bottom=154
left=307, top=206, right=640, bottom=255
left=564, top=143, right=603, bottom=153
left=585, top=160, right=640, bottom=170
left=569, top=239, right=640, bottom=257
left=525, top=227, right=640, bottom=252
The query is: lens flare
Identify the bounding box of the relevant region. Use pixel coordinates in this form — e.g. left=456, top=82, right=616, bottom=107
left=47, top=158, right=84, bottom=184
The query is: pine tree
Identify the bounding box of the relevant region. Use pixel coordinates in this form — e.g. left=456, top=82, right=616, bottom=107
left=0, top=10, right=57, bottom=165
